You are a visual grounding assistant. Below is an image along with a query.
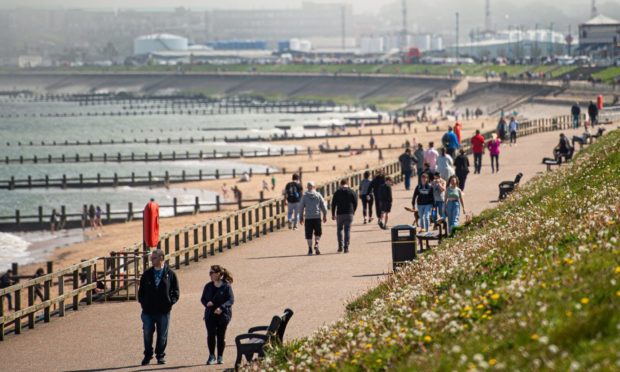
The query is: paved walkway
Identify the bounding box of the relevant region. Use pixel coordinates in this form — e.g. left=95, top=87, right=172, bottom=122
left=0, top=128, right=588, bottom=371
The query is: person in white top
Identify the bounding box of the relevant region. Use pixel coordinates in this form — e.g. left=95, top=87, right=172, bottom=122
left=423, top=141, right=439, bottom=172
left=436, top=148, right=455, bottom=181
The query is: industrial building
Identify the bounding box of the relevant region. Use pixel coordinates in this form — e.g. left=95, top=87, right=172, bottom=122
left=447, top=29, right=570, bottom=60
left=133, top=33, right=188, bottom=55
left=359, top=34, right=443, bottom=55
left=578, top=14, right=620, bottom=58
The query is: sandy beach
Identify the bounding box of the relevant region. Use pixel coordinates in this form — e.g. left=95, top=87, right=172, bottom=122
left=8, top=112, right=525, bottom=277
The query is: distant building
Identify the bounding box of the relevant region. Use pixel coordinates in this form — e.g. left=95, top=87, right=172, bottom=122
left=18, top=55, right=43, bottom=68
left=134, top=34, right=188, bottom=55
left=359, top=33, right=443, bottom=55
left=447, top=29, right=570, bottom=60
left=579, top=14, right=620, bottom=58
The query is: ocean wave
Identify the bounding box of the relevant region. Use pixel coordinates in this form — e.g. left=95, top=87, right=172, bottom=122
left=0, top=232, right=33, bottom=271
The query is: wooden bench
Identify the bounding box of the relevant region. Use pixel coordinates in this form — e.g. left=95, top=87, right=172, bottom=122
left=416, top=218, right=447, bottom=251
left=234, top=308, right=294, bottom=370
left=498, top=172, right=523, bottom=200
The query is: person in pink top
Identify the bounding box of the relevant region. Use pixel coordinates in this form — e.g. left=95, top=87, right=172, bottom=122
left=470, top=129, right=485, bottom=174
left=423, top=141, right=439, bottom=172
left=454, top=121, right=462, bottom=144
left=487, top=134, right=501, bottom=173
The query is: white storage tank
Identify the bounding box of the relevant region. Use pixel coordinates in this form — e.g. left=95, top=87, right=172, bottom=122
left=134, top=34, right=189, bottom=55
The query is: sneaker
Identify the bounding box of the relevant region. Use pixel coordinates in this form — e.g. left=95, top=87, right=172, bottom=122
left=337, top=246, right=343, bottom=253
left=344, top=247, right=349, bottom=253
left=141, top=357, right=152, bottom=366
left=157, top=358, right=166, bottom=365
left=369, top=217, right=374, bottom=223
left=217, top=356, right=224, bottom=365
left=207, top=355, right=216, bottom=365
left=287, top=221, right=292, bottom=229
left=314, top=243, right=321, bottom=255
left=363, top=218, right=367, bottom=224
left=293, top=226, right=298, bottom=231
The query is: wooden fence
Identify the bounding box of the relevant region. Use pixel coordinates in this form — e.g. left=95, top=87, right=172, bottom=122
left=0, top=161, right=403, bottom=341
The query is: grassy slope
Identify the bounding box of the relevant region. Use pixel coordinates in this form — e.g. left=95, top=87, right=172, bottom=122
left=255, top=129, right=620, bottom=371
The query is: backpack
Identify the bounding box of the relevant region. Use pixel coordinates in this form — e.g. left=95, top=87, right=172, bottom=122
left=286, top=183, right=300, bottom=203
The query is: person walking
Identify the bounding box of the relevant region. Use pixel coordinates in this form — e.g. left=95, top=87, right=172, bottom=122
left=412, top=173, right=434, bottom=232
left=398, top=148, right=415, bottom=190
left=470, top=129, right=485, bottom=174
left=358, top=171, right=374, bottom=224
left=299, top=181, right=328, bottom=255
left=436, top=148, right=455, bottom=182
left=441, top=127, right=460, bottom=158
left=509, top=117, right=518, bottom=145
left=50, top=209, right=59, bottom=233
left=423, top=142, right=439, bottom=173
left=331, top=179, right=358, bottom=253
left=431, top=172, right=446, bottom=220
left=445, top=175, right=466, bottom=235
left=571, top=102, right=581, bottom=129
left=414, top=144, right=425, bottom=184
left=283, top=174, right=303, bottom=230
left=454, top=149, right=470, bottom=191
left=588, top=100, right=598, bottom=126
left=497, top=117, right=507, bottom=141
left=88, top=204, right=96, bottom=229
left=487, top=134, right=501, bottom=173
left=0, top=269, right=14, bottom=310
left=80, top=205, right=88, bottom=231
left=33, top=268, right=45, bottom=302
left=201, top=265, right=234, bottom=365
left=95, top=205, right=104, bottom=236
left=270, top=175, right=276, bottom=191
left=378, top=177, right=393, bottom=229
left=454, top=120, right=462, bottom=145
left=138, top=249, right=180, bottom=366
left=369, top=170, right=386, bottom=226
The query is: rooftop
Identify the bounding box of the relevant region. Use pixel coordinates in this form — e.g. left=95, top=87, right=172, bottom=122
left=583, top=14, right=620, bottom=26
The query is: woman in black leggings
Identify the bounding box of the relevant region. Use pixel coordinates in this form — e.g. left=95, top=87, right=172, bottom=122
left=201, top=265, right=234, bottom=365
left=358, top=171, right=374, bottom=224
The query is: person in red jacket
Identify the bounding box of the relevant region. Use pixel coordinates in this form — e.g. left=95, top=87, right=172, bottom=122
left=470, top=129, right=485, bottom=174
left=454, top=120, right=462, bottom=145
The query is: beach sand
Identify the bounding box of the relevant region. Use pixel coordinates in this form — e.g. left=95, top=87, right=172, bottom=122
left=11, top=115, right=496, bottom=277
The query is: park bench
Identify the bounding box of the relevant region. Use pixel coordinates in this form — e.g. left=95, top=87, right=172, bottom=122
left=234, top=308, right=294, bottom=370
left=589, top=127, right=606, bottom=143
left=416, top=218, right=447, bottom=251
left=498, top=172, right=523, bottom=200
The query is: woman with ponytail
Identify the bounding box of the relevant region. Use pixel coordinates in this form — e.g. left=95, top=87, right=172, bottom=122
left=201, top=265, right=234, bottom=365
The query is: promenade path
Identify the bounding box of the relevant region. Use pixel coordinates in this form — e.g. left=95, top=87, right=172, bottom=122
left=0, top=127, right=589, bottom=371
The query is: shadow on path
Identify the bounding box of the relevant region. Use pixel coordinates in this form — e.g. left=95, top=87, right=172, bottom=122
left=352, top=273, right=388, bottom=278
left=65, top=364, right=205, bottom=372
left=248, top=252, right=339, bottom=260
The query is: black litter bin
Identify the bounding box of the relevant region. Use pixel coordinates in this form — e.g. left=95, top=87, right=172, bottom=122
left=391, top=225, right=417, bottom=270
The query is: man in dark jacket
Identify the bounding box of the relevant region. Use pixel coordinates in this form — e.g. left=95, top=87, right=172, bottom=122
left=398, top=148, right=415, bottom=190
left=368, top=171, right=386, bottom=227
left=138, top=249, right=180, bottom=366
left=331, top=179, right=358, bottom=253
left=454, top=149, right=470, bottom=191
left=378, top=177, right=393, bottom=229
left=0, top=269, right=14, bottom=310
left=571, top=102, right=581, bottom=129
left=588, top=101, right=598, bottom=126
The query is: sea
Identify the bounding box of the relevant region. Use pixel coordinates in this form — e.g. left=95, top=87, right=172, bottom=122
left=0, top=96, right=361, bottom=270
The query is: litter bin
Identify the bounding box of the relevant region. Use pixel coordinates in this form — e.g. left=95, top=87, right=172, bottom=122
left=391, top=225, right=417, bottom=270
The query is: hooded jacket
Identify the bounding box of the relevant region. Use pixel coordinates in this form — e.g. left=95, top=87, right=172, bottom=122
left=300, top=190, right=328, bottom=220
left=138, top=265, right=180, bottom=315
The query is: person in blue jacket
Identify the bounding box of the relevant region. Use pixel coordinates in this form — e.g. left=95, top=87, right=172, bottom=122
left=441, top=127, right=460, bottom=158
left=201, top=265, right=235, bottom=365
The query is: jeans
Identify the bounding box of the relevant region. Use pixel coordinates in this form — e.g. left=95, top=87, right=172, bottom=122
left=373, top=192, right=382, bottom=218
left=473, top=153, right=482, bottom=174
left=403, top=170, right=412, bottom=190
left=510, top=131, right=517, bottom=144
left=446, top=200, right=461, bottom=234
left=572, top=114, right=580, bottom=129
left=142, top=312, right=170, bottom=359
left=490, top=154, right=499, bottom=172
left=418, top=204, right=433, bottom=231
left=360, top=194, right=373, bottom=219
left=205, top=315, right=229, bottom=357
left=287, top=202, right=301, bottom=228
left=435, top=200, right=445, bottom=219
left=336, top=214, right=354, bottom=249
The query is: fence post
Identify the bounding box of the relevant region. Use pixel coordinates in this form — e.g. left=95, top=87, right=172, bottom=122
left=209, top=223, right=215, bottom=255
left=194, top=197, right=200, bottom=214
left=184, top=231, right=190, bottom=266
left=58, top=274, right=65, bottom=317
left=193, top=228, right=199, bottom=262
left=72, top=268, right=79, bottom=311
left=269, top=203, right=274, bottom=232
left=174, top=234, right=180, bottom=269
left=216, top=196, right=221, bottom=211
left=226, top=217, right=232, bottom=249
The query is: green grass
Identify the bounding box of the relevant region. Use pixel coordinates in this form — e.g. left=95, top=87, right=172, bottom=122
left=254, top=129, right=620, bottom=371
left=592, top=67, right=620, bottom=83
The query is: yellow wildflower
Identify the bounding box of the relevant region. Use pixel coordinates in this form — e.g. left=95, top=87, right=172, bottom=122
left=491, top=293, right=500, bottom=300
left=423, top=335, right=432, bottom=342
left=580, top=297, right=589, bottom=305
left=615, top=266, right=620, bottom=274
left=489, top=358, right=497, bottom=366
left=530, top=334, right=539, bottom=341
